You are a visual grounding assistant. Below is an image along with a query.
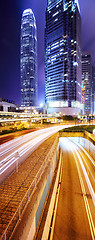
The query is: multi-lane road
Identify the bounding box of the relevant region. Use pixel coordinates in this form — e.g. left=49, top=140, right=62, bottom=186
left=53, top=137, right=95, bottom=240
left=0, top=126, right=95, bottom=239
left=0, top=125, right=68, bottom=184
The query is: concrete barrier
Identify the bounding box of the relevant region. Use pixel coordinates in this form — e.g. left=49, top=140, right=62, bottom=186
left=41, top=150, right=62, bottom=240
left=59, top=130, right=95, bottom=146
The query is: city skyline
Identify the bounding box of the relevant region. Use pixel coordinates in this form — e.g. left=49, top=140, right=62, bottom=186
left=0, top=0, right=95, bottom=106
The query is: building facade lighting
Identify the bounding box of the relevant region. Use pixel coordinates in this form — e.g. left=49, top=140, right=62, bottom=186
left=20, top=9, right=37, bottom=107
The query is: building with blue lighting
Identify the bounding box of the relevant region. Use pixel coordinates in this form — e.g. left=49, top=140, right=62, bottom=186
left=45, top=0, right=81, bottom=115
left=21, top=9, right=37, bottom=107
left=92, top=66, right=95, bottom=114
left=82, top=53, right=92, bottom=115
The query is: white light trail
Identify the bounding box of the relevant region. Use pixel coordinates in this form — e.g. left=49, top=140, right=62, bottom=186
left=75, top=150, right=95, bottom=206
left=0, top=125, right=66, bottom=176
left=79, top=150, right=95, bottom=184
left=59, top=138, right=95, bottom=239
left=71, top=140, right=95, bottom=168
left=73, top=149, right=95, bottom=240
left=66, top=139, right=95, bottom=206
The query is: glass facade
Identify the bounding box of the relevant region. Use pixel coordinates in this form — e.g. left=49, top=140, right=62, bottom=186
left=45, top=0, right=81, bottom=109
left=82, top=54, right=92, bottom=115
left=47, top=0, right=62, bottom=10
left=92, top=66, right=95, bottom=114
left=21, top=9, right=37, bottom=107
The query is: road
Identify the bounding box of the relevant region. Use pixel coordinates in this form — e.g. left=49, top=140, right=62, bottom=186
left=0, top=133, right=58, bottom=240
left=53, top=137, right=95, bottom=240
left=0, top=125, right=69, bottom=184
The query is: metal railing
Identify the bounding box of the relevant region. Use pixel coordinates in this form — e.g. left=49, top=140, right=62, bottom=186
left=1, top=137, right=58, bottom=240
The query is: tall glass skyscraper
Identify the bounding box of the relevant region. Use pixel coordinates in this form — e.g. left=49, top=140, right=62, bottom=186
left=21, top=9, right=37, bottom=107
left=92, top=66, right=95, bottom=114
left=45, top=0, right=81, bottom=114
left=82, top=53, right=92, bottom=115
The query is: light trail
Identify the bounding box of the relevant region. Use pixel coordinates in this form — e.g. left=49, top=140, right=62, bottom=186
left=79, top=150, right=95, bottom=184
left=0, top=126, right=66, bottom=157
left=71, top=139, right=95, bottom=168
left=59, top=138, right=95, bottom=240
left=67, top=139, right=95, bottom=206
left=75, top=150, right=95, bottom=206
left=0, top=128, right=48, bottom=156
left=0, top=125, right=67, bottom=176
left=73, top=149, right=95, bottom=240
left=0, top=157, right=15, bottom=175
left=69, top=139, right=95, bottom=191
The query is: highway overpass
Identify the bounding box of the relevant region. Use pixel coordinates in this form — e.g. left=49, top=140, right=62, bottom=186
left=0, top=111, right=61, bottom=124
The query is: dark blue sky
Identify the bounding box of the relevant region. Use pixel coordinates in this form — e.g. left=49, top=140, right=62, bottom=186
left=0, top=0, right=95, bottom=106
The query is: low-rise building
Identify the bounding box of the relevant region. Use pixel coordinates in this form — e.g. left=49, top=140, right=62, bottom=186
left=0, top=98, right=17, bottom=112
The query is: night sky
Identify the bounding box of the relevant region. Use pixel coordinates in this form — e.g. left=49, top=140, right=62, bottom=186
left=0, top=0, right=95, bottom=106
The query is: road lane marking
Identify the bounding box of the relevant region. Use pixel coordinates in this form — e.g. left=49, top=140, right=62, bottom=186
left=69, top=139, right=95, bottom=206
left=73, top=149, right=95, bottom=240
left=71, top=140, right=95, bottom=168
left=59, top=138, right=95, bottom=239
left=78, top=150, right=95, bottom=184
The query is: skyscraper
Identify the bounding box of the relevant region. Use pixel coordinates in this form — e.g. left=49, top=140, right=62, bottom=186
left=45, top=0, right=81, bottom=115
left=92, top=66, right=95, bottom=114
left=21, top=9, right=37, bottom=107
left=82, top=53, right=92, bottom=115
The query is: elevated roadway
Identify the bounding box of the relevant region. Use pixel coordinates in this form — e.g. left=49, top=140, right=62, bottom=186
left=0, top=125, right=69, bottom=184
left=0, top=134, right=58, bottom=240
left=0, top=111, right=60, bottom=124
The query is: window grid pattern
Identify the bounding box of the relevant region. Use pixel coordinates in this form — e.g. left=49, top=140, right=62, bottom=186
left=45, top=0, right=81, bottom=107
left=21, top=9, right=37, bottom=107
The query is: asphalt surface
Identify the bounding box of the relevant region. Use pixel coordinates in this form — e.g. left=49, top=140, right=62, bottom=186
left=53, top=138, right=95, bottom=240
left=0, top=129, right=37, bottom=145
left=0, top=125, right=65, bottom=184
left=0, top=134, right=57, bottom=239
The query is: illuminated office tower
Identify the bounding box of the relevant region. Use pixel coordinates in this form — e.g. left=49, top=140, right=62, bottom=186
left=21, top=9, right=37, bottom=107
left=45, top=0, right=81, bottom=115
left=82, top=53, right=92, bottom=115
left=92, top=66, right=95, bottom=114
